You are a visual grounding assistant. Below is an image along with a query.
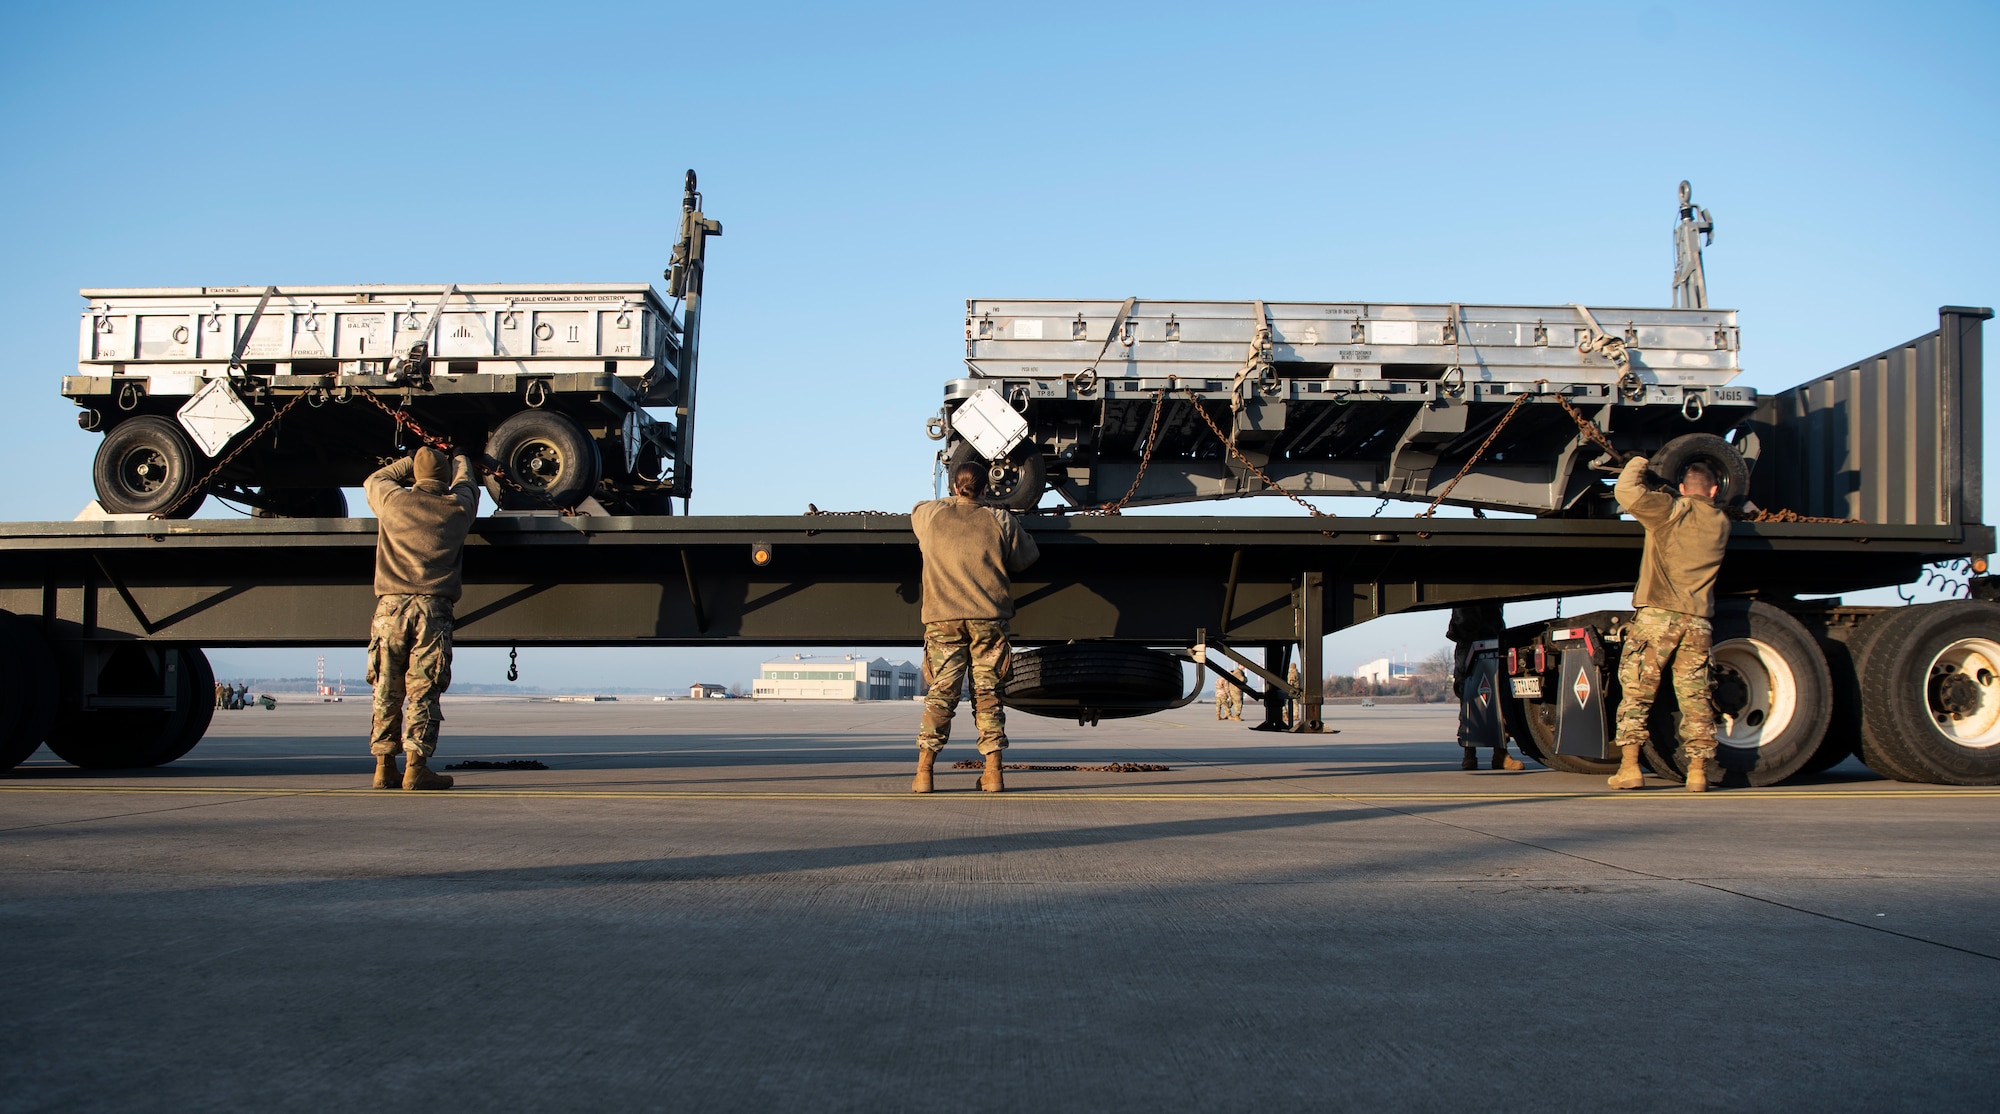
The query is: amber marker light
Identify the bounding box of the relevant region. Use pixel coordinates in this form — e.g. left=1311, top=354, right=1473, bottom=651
left=1975, top=556, right=1990, bottom=574
left=750, top=541, right=774, bottom=567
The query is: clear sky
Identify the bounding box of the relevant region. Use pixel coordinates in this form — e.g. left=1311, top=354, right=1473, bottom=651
left=3, top=1, right=1994, bottom=692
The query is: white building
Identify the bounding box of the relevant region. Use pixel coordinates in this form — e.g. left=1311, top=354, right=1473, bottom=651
left=752, top=654, right=921, bottom=701
left=1353, top=657, right=1417, bottom=686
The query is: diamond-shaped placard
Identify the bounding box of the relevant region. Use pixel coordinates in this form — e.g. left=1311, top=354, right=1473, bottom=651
left=953, top=387, right=1029, bottom=462
left=176, top=379, right=256, bottom=458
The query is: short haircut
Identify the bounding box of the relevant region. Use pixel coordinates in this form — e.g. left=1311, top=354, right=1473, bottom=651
left=952, top=460, right=987, bottom=496
left=1680, top=460, right=1720, bottom=490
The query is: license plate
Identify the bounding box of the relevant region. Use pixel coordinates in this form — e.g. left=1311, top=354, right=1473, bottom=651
left=1510, top=677, right=1543, bottom=699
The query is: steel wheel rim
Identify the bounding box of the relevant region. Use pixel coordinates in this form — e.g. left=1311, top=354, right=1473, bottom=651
left=117, top=443, right=171, bottom=497
left=1924, top=637, right=2000, bottom=748
left=510, top=438, right=566, bottom=491
left=1711, top=637, right=1796, bottom=749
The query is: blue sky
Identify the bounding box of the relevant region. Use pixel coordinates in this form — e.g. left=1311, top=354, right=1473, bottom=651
left=3, top=1, right=1995, bottom=691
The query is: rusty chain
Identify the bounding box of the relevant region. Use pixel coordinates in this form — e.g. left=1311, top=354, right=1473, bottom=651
left=1073, top=388, right=1169, bottom=516
left=1417, top=391, right=1532, bottom=520
left=950, top=760, right=1171, bottom=773
left=1175, top=388, right=1335, bottom=518
left=351, top=386, right=582, bottom=515
left=151, top=390, right=312, bottom=519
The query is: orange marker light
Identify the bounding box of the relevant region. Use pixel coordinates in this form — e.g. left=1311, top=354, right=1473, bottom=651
left=750, top=541, right=774, bottom=567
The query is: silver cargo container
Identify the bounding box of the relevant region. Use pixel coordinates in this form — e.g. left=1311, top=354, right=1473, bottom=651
left=62, top=172, right=720, bottom=518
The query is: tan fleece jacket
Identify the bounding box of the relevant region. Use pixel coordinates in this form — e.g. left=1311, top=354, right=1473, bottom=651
left=1615, top=456, right=1731, bottom=618
left=910, top=496, right=1040, bottom=622
left=365, top=454, right=481, bottom=601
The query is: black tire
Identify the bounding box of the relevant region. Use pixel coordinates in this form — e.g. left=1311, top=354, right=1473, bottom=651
left=1520, top=696, right=1621, bottom=774
left=1638, top=600, right=1832, bottom=787
left=946, top=441, right=1046, bottom=512
left=92, top=416, right=206, bottom=517
left=0, top=612, right=59, bottom=772
left=45, top=644, right=210, bottom=769
left=252, top=487, right=349, bottom=518
left=1855, top=600, right=2000, bottom=785
left=1800, top=612, right=1893, bottom=776
left=1649, top=432, right=1750, bottom=508
left=1003, top=643, right=1184, bottom=720
left=484, top=411, right=601, bottom=510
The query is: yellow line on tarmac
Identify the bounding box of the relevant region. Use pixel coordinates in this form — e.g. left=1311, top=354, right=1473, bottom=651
left=1, top=784, right=1998, bottom=802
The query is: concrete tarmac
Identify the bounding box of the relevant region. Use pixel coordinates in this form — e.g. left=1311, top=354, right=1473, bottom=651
left=4, top=698, right=1997, bottom=1112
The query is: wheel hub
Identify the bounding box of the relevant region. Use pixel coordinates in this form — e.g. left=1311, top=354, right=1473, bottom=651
left=1711, top=664, right=1750, bottom=716
left=1934, top=670, right=1984, bottom=718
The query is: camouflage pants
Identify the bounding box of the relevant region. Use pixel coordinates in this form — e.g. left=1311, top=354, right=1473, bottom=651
left=1613, top=606, right=1717, bottom=762
left=918, top=619, right=1012, bottom=755
left=1215, top=683, right=1241, bottom=720
left=368, top=594, right=455, bottom=759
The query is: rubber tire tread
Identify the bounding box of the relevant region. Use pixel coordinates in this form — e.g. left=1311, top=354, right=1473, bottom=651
left=483, top=410, right=602, bottom=510
left=91, top=416, right=205, bottom=517
left=1649, top=432, right=1750, bottom=508
left=1638, top=601, right=1832, bottom=787
left=1800, top=611, right=1894, bottom=777
left=1005, top=645, right=1183, bottom=702
left=0, top=612, right=59, bottom=771
left=1855, top=600, right=2000, bottom=785
left=45, top=644, right=206, bottom=769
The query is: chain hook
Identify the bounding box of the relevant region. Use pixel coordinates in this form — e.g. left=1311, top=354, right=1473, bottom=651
left=507, top=646, right=519, bottom=682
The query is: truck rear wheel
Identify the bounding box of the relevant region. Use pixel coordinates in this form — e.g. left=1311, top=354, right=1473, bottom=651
left=1517, top=695, right=1618, bottom=774
left=1855, top=600, right=2000, bottom=785
left=484, top=411, right=601, bottom=510
left=92, top=416, right=205, bottom=517
left=1649, top=433, right=1749, bottom=508
left=1801, top=612, right=1894, bottom=776
left=0, top=612, right=58, bottom=771
left=45, top=644, right=213, bottom=769
left=1640, top=601, right=1831, bottom=787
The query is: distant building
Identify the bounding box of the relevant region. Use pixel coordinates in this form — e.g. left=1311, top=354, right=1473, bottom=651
left=752, top=654, right=920, bottom=701
left=1353, top=658, right=1417, bottom=686
left=689, top=682, right=730, bottom=699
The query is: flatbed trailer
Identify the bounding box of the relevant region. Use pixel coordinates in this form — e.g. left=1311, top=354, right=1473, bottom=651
left=1, top=289, right=1992, bottom=785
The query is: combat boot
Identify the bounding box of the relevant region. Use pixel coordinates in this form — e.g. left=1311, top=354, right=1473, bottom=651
left=1685, top=755, right=1710, bottom=793
left=1606, top=744, right=1645, bottom=790
left=979, top=751, right=1005, bottom=793
left=1460, top=747, right=1479, bottom=771
left=371, top=753, right=401, bottom=789
left=402, top=755, right=455, bottom=791
left=1491, top=746, right=1524, bottom=771
left=912, top=749, right=936, bottom=794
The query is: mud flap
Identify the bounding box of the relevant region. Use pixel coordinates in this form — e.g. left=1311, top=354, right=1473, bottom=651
left=1457, top=646, right=1503, bottom=747
left=1555, top=641, right=1611, bottom=759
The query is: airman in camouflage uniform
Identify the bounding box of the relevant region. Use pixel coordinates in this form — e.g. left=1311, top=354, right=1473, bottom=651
left=909, top=460, right=1039, bottom=793
left=1215, top=669, right=1243, bottom=721
left=1611, top=454, right=1732, bottom=791
left=364, top=447, right=479, bottom=791
left=368, top=594, right=455, bottom=761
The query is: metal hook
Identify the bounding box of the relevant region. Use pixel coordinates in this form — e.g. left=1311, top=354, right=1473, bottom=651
left=507, top=646, right=519, bottom=683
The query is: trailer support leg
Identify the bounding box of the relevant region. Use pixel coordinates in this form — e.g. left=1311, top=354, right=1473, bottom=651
left=1257, top=644, right=1291, bottom=730
left=1296, top=571, right=1324, bottom=733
